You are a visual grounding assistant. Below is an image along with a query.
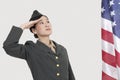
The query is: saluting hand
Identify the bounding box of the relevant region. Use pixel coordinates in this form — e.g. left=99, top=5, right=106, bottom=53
left=20, top=18, right=41, bottom=30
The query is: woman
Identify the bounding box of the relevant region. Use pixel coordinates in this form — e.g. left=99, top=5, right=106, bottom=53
left=3, top=10, right=75, bottom=80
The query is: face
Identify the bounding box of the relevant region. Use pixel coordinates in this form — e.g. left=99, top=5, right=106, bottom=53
left=32, top=16, right=52, bottom=37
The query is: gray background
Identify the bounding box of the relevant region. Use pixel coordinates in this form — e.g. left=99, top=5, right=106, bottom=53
left=0, top=0, right=101, bottom=80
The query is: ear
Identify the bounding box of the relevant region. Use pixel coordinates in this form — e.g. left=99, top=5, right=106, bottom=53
left=31, top=28, right=37, bottom=34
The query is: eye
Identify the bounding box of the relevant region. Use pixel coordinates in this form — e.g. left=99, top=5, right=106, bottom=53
left=40, top=22, right=44, bottom=24
left=47, top=21, right=50, bottom=23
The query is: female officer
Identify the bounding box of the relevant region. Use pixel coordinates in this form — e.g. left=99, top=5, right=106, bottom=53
left=3, top=10, right=75, bottom=80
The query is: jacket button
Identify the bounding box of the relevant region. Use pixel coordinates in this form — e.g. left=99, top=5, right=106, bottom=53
left=56, top=64, right=60, bottom=67
left=56, top=73, right=60, bottom=76
left=55, top=56, right=59, bottom=59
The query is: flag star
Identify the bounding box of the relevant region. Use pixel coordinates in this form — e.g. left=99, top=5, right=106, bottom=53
left=110, top=0, right=114, bottom=6
left=101, top=7, right=105, bottom=13
left=112, top=21, right=117, bottom=27
left=111, top=10, right=115, bottom=16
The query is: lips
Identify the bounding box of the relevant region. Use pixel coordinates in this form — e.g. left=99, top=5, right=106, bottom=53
left=46, top=28, right=51, bottom=30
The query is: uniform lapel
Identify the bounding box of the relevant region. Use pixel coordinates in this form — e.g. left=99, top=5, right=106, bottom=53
left=36, top=40, right=61, bottom=56
left=36, top=40, right=51, bottom=53
left=52, top=40, right=62, bottom=55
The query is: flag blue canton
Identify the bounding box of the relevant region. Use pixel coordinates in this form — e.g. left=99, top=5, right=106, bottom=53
left=102, top=0, right=120, bottom=38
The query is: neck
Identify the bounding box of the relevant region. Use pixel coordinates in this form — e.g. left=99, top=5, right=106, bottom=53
left=38, top=36, right=50, bottom=46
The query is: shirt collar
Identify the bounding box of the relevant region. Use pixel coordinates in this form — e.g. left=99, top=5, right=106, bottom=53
left=49, top=40, right=56, bottom=49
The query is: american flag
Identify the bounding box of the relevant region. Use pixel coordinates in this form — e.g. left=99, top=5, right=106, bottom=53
left=101, top=0, right=120, bottom=80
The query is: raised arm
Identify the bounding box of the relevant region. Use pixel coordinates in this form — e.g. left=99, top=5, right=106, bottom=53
left=3, top=19, right=41, bottom=59
left=3, top=26, right=27, bottom=59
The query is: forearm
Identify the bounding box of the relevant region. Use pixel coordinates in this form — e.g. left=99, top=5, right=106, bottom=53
left=3, top=26, right=23, bottom=46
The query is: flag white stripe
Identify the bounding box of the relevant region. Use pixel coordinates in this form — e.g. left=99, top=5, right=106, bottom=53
left=101, top=18, right=113, bottom=33
left=116, top=66, right=120, bottom=79
left=102, top=61, right=118, bottom=79
left=102, top=40, right=115, bottom=56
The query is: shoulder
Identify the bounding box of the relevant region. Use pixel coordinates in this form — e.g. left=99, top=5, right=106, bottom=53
left=56, top=42, right=69, bottom=58
left=25, top=40, right=36, bottom=47
left=54, top=41, right=67, bottom=52
left=59, top=44, right=67, bottom=50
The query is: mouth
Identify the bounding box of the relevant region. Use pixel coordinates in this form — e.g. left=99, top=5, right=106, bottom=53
left=46, top=28, right=51, bottom=30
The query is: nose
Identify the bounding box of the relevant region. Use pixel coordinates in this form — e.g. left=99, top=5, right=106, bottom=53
left=45, top=23, right=49, bottom=27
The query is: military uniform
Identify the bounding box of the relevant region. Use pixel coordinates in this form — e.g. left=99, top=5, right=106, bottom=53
left=3, top=26, right=75, bottom=80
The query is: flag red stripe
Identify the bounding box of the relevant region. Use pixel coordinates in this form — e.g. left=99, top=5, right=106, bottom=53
left=102, top=71, right=116, bottom=80
left=102, top=28, right=114, bottom=44
left=102, top=50, right=116, bottom=67
left=115, top=50, right=120, bottom=67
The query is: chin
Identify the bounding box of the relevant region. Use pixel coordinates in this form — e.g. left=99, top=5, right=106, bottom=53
left=44, top=33, right=52, bottom=36
left=47, top=32, right=52, bottom=35
left=40, top=31, right=52, bottom=37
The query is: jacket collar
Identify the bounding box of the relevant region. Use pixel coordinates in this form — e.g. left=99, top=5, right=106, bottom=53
left=36, top=40, right=61, bottom=55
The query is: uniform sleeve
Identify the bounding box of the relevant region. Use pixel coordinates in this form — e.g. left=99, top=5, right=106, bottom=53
left=68, top=60, right=75, bottom=80
left=3, top=26, right=27, bottom=59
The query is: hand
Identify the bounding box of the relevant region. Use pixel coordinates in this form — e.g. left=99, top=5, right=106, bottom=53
left=20, top=19, right=41, bottom=30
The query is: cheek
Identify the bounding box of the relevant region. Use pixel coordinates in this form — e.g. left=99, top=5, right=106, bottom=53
left=36, top=26, right=45, bottom=34
left=36, top=25, right=41, bottom=29
left=36, top=26, right=42, bottom=31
